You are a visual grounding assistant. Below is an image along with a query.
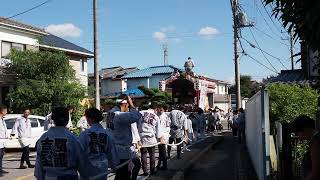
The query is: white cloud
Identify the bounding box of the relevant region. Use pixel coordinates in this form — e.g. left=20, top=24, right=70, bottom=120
left=153, top=31, right=167, bottom=43
left=160, top=26, right=176, bottom=33
left=45, top=23, right=82, bottom=38
left=198, top=27, right=219, bottom=39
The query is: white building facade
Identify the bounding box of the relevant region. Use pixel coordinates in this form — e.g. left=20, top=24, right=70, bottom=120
left=0, top=17, right=93, bottom=106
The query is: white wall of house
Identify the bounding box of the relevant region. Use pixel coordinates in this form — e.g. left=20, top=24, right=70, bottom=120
left=149, top=74, right=171, bottom=89
left=0, top=27, right=39, bottom=62
left=127, top=78, right=149, bottom=89
left=69, top=57, right=88, bottom=87
left=214, top=83, right=229, bottom=95
left=101, top=79, right=127, bottom=96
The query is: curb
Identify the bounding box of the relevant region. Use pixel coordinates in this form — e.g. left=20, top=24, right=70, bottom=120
left=171, top=136, right=224, bottom=180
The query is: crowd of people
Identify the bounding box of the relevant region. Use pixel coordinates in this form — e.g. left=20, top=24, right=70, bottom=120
left=0, top=95, right=210, bottom=179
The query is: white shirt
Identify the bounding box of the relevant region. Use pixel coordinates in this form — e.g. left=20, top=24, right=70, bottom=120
left=0, top=117, right=8, bottom=148
left=157, top=112, right=171, bottom=143
left=66, top=113, right=73, bottom=129
left=77, top=116, right=88, bottom=131
left=138, top=109, right=160, bottom=146
left=11, top=116, right=31, bottom=138
left=131, top=122, right=140, bottom=144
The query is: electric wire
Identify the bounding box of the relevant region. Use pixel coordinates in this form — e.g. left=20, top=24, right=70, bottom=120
left=1, top=0, right=52, bottom=21
left=248, top=28, right=287, bottom=69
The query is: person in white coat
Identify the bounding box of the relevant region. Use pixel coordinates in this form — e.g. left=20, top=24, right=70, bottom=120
left=79, top=108, right=119, bottom=180
left=11, top=108, right=34, bottom=169
left=156, top=104, right=171, bottom=170
left=138, top=104, right=161, bottom=176
left=66, top=106, right=75, bottom=130
left=77, top=115, right=89, bottom=132
left=34, top=107, right=100, bottom=180
left=0, top=105, right=8, bottom=176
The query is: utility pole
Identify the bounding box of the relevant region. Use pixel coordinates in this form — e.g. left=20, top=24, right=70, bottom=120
left=230, top=0, right=241, bottom=110
left=93, top=0, right=100, bottom=109
left=289, top=31, right=294, bottom=70
left=163, top=44, right=168, bottom=65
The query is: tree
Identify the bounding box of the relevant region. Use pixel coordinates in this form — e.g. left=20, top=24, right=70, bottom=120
left=6, top=50, right=86, bottom=116
left=229, top=75, right=261, bottom=98
left=268, top=83, right=319, bottom=123
left=138, top=86, right=172, bottom=108
left=264, top=0, right=320, bottom=78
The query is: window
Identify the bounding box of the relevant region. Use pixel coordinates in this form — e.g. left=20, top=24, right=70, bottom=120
left=1, top=41, right=25, bottom=58
left=4, top=118, right=16, bottom=129
left=12, top=43, right=25, bottom=51
left=38, top=119, right=45, bottom=127
left=30, top=118, right=39, bottom=127
left=80, top=59, right=85, bottom=72
left=1, top=41, right=11, bottom=58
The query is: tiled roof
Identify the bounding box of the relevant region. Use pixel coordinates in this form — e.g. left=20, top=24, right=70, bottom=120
left=123, top=65, right=181, bottom=79
left=269, top=69, right=318, bottom=85
left=101, top=67, right=138, bottom=79
left=0, top=17, right=47, bottom=35
left=40, top=34, right=93, bottom=56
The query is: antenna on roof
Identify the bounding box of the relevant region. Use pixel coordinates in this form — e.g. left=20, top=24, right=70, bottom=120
left=163, top=43, right=168, bottom=66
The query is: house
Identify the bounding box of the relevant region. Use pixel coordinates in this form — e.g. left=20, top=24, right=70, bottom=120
left=0, top=17, right=93, bottom=106
left=99, top=66, right=138, bottom=96
left=122, top=65, right=181, bottom=90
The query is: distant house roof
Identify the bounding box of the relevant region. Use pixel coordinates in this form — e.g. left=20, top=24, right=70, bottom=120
left=40, top=34, right=93, bottom=57
left=0, top=17, right=47, bottom=35
left=123, top=65, right=182, bottom=79
left=101, top=66, right=138, bottom=79
left=269, top=69, right=318, bottom=85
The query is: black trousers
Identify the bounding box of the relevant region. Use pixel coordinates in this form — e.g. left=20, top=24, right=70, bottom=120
left=0, top=148, right=4, bottom=171
left=157, top=144, right=167, bottom=169
left=131, top=153, right=141, bottom=180
left=167, top=137, right=182, bottom=158
left=238, top=129, right=245, bottom=143
left=115, top=159, right=130, bottom=180
left=21, top=146, right=31, bottom=166
left=140, top=147, right=155, bottom=174
left=232, top=127, right=238, bottom=136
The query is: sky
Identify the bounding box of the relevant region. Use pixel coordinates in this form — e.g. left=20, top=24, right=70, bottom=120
left=1, top=0, right=301, bottom=83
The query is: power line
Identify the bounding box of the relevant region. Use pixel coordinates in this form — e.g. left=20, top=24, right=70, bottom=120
left=245, top=53, right=279, bottom=74
left=247, top=28, right=281, bottom=71
left=3, top=0, right=52, bottom=20
left=256, top=4, right=283, bottom=39
left=253, top=26, right=299, bottom=51
left=241, top=32, right=287, bottom=70
left=249, top=27, right=287, bottom=69
left=237, top=34, right=278, bottom=74
left=259, top=0, right=283, bottom=33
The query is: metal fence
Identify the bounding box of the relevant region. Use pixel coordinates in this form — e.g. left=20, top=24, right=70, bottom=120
left=275, top=122, right=304, bottom=180
left=245, top=89, right=271, bottom=180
